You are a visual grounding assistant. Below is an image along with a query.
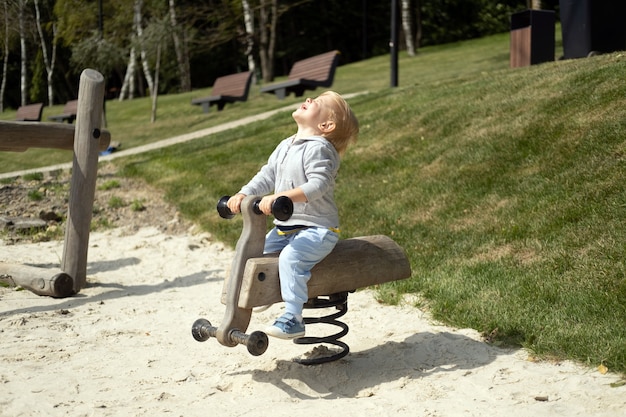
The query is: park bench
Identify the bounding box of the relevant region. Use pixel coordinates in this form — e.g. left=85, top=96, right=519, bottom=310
left=15, top=103, right=44, bottom=122
left=260, top=50, right=340, bottom=100
left=48, top=99, right=78, bottom=123
left=191, top=71, right=253, bottom=113
left=192, top=195, right=412, bottom=365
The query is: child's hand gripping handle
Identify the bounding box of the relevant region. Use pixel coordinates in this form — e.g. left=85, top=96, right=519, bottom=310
left=217, top=195, right=293, bottom=221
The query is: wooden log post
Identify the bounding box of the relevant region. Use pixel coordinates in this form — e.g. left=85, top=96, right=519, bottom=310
left=0, top=263, right=74, bottom=298
left=0, top=121, right=110, bottom=152
left=61, top=69, right=106, bottom=293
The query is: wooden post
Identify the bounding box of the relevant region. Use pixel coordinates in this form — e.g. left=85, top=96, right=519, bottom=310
left=61, top=69, right=106, bottom=293
left=0, top=121, right=110, bottom=152
left=0, top=263, right=73, bottom=298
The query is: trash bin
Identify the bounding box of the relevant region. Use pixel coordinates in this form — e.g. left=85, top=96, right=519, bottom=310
left=510, top=9, right=555, bottom=68
left=559, top=0, right=626, bottom=59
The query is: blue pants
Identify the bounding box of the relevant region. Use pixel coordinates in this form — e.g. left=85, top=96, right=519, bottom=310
left=264, top=227, right=339, bottom=316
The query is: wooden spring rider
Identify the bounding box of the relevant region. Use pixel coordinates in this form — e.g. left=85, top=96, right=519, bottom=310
left=192, top=195, right=412, bottom=364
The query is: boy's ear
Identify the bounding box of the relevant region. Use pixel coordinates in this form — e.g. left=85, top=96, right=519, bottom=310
left=319, top=120, right=336, bottom=134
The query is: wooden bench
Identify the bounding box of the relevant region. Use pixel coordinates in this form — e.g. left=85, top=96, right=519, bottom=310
left=192, top=195, right=412, bottom=364
left=15, top=103, right=44, bottom=122
left=48, top=99, right=78, bottom=123
left=260, top=50, right=340, bottom=100
left=191, top=71, right=253, bottom=113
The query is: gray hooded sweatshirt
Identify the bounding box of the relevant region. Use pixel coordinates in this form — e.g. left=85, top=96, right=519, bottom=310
left=238, top=134, right=340, bottom=229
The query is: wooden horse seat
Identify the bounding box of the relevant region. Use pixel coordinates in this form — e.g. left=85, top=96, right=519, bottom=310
left=228, top=235, right=411, bottom=309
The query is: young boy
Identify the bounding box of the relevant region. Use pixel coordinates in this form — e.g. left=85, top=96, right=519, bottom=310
left=227, top=91, right=359, bottom=339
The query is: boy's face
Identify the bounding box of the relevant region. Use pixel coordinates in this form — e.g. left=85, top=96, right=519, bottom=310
left=292, top=95, right=333, bottom=131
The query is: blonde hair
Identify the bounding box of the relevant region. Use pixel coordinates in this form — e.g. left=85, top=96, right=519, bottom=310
left=319, top=91, right=359, bottom=157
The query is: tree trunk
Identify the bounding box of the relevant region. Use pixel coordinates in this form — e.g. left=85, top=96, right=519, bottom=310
left=242, top=0, right=256, bottom=82
left=119, top=46, right=137, bottom=101
left=169, top=0, right=191, bottom=92
left=401, top=0, right=415, bottom=56
left=151, top=43, right=161, bottom=123
left=268, top=0, right=277, bottom=79
left=258, top=0, right=269, bottom=82
left=34, top=0, right=57, bottom=106
left=134, top=0, right=154, bottom=96
left=259, top=0, right=277, bottom=83
left=529, top=0, right=543, bottom=9
left=415, top=0, right=422, bottom=48
left=0, top=0, right=9, bottom=113
left=18, top=0, right=27, bottom=106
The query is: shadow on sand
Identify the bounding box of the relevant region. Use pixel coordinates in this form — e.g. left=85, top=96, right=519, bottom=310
left=0, top=256, right=223, bottom=316
left=233, top=331, right=508, bottom=400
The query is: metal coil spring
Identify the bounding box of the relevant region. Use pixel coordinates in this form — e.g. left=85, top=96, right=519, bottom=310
left=293, top=292, right=350, bottom=365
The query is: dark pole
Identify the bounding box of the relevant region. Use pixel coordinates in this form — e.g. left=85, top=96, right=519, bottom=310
left=362, top=0, right=368, bottom=59
left=390, top=0, right=398, bottom=87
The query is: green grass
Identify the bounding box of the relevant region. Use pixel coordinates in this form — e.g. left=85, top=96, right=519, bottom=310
left=27, top=189, right=43, bottom=201
left=107, top=196, right=125, bottom=209
left=130, top=199, right=146, bottom=212
left=2, top=30, right=626, bottom=374
left=0, top=31, right=523, bottom=172
left=98, top=179, right=121, bottom=190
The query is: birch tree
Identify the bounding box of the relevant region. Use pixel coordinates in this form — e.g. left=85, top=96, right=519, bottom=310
left=34, top=0, right=57, bottom=105
left=18, top=0, right=28, bottom=106
left=242, top=0, right=256, bottom=82
left=401, top=0, right=415, bottom=56
left=143, top=17, right=168, bottom=122
left=151, top=40, right=160, bottom=122
left=119, top=45, right=137, bottom=100
left=134, top=0, right=154, bottom=96
left=119, top=0, right=167, bottom=101
left=0, top=0, right=10, bottom=112
left=168, top=0, right=190, bottom=92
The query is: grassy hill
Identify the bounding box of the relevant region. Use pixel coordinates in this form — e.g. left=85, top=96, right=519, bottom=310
left=2, top=32, right=625, bottom=374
